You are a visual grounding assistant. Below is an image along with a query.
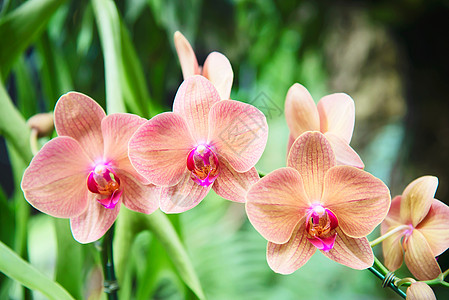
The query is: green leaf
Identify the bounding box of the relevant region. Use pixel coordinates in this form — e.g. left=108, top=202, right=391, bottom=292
left=0, top=0, right=67, bottom=77
left=0, top=240, right=74, bottom=300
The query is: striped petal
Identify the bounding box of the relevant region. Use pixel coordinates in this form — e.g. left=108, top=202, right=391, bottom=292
left=324, top=132, right=364, bottom=168
left=202, top=51, right=233, bottom=100
left=288, top=131, right=336, bottom=200
left=381, top=228, right=405, bottom=271
left=208, top=99, right=268, bottom=172
left=267, top=219, right=316, bottom=274
left=246, top=167, right=310, bottom=244
left=417, top=199, right=449, bottom=256
left=118, top=171, right=159, bottom=214
left=21, top=136, right=91, bottom=218
left=407, top=282, right=436, bottom=300
left=404, top=230, right=441, bottom=280
left=174, top=31, right=200, bottom=78
left=323, top=165, right=390, bottom=238
left=54, top=92, right=105, bottom=160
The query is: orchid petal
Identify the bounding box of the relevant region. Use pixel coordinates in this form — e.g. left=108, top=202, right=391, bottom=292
left=381, top=196, right=403, bottom=233
left=323, top=165, right=390, bottom=238
left=246, top=168, right=311, bottom=244
left=381, top=228, right=405, bottom=271
left=173, top=75, right=221, bottom=141
left=159, top=172, right=211, bottom=213
left=21, top=137, right=91, bottom=218
left=212, top=161, right=259, bottom=203
left=102, top=113, right=146, bottom=166
left=118, top=171, right=159, bottom=214
left=317, top=93, right=355, bottom=143
left=208, top=99, right=268, bottom=172
left=400, top=176, right=438, bottom=226
left=407, top=282, right=436, bottom=300
left=404, top=229, right=441, bottom=280
left=324, top=133, right=364, bottom=168
left=54, top=92, right=105, bottom=159
left=128, top=112, right=195, bottom=186
left=286, top=133, right=295, bottom=156
left=284, top=83, right=320, bottom=138
left=288, top=131, right=336, bottom=200
left=417, top=199, right=449, bottom=256
left=70, top=194, right=120, bottom=244
left=321, top=228, right=373, bottom=270
left=174, top=31, right=200, bottom=78
left=202, top=51, right=233, bottom=100
left=266, top=220, right=316, bottom=274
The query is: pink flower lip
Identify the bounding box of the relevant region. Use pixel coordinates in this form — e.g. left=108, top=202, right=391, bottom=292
left=186, top=144, right=220, bottom=187
left=305, top=205, right=339, bottom=252
left=87, top=163, right=122, bottom=209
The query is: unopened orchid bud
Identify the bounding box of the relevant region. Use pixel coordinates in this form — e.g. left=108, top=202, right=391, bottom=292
left=27, top=112, right=54, bottom=137
left=407, top=282, right=436, bottom=300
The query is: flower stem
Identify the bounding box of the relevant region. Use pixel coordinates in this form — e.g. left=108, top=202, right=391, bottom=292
left=369, top=225, right=410, bottom=247
left=101, top=225, right=118, bottom=300
left=367, top=256, right=407, bottom=298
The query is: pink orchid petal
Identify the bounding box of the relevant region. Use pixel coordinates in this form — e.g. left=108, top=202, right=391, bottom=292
left=159, top=171, right=211, bottom=213
left=212, top=161, right=259, bottom=203
left=246, top=167, right=311, bottom=244
left=174, top=31, right=200, bottom=78
left=286, top=133, right=295, bottom=156
left=128, top=112, right=195, bottom=186
left=54, top=92, right=105, bottom=159
left=317, top=93, right=355, bottom=143
left=21, top=136, right=91, bottom=218
left=400, top=176, right=438, bottom=227
left=288, top=131, right=336, bottom=200
left=173, top=75, right=221, bottom=141
left=324, top=132, right=364, bottom=168
left=118, top=171, right=160, bottom=214
left=202, top=51, right=233, bottom=100
left=381, top=228, right=405, bottom=271
left=208, top=99, right=268, bottom=172
left=70, top=194, right=121, bottom=243
left=381, top=196, right=402, bottom=234
left=404, top=230, right=441, bottom=280
left=284, top=83, right=320, bottom=138
left=322, top=165, right=390, bottom=238
left=102, top=113, right=146, bottom=166
left=417, top=199, right=449, bottom=256
left=267, top=220, right=316, bottom=274
left=321, top=228, right=374, bottom=270
left=407, top=282, right=436, bottom=300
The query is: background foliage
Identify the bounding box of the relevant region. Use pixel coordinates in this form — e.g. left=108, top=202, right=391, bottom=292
left=1, top=0, right=448, bottom=299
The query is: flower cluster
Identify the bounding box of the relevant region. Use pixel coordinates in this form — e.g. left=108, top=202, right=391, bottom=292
left=20, top=30, right=449, bottom=297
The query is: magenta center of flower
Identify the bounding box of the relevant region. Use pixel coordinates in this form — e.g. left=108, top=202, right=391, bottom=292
left=186, top=144, right=220, bottom=187
left=305, top=205, right=339, bottom=252
left=87, top=164, right=122, bottom=209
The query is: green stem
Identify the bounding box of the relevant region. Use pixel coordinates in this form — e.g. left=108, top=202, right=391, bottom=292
left=369, top=225, right=410, bottom=247
left=101, top=226, right=118, bottom=300
left=367, top=256, right=406, bottom=298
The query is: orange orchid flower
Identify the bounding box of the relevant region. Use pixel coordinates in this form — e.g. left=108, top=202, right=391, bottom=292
left=174, top=31, right=233, bottom=100
left=406, top=282, right=436, bottom=300
left=284, top=83, right=364, bottom=168
left=246, top=131, right=390, bottom=274
left=381, top=176, right=449, bottom=280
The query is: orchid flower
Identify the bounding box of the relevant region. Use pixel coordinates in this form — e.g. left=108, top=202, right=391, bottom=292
left=407, top=282, right=436, bottom=300
left=381, top=176, right=449, bottom=280
left=128, top=75, right=268, bottom=213
left=174, top=31, right=233, bottom=100
left=246, top=131, right=390, bottom=274
left=21, top=92, right=159, bottom=243
left=284, top=83, right=364, bottom=168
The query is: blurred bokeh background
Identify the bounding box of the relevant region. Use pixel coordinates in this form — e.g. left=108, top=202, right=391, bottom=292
left=1, top=0, right=448, bottom=299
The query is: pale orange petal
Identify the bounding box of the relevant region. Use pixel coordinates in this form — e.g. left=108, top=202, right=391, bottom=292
left=119, top=171, right=159, bottom=215
left=324, top=132, right=364, bottom=168
left=407, top=282, right=436, bottom=300
left=321, top=228, right=373, bottom=270
left=202, top=52, right=233, bottom=100
left=323, top=165, right=390, bottom=238
left=417, top=199, right=449, bottom=256
left=246, top=168, right=311, bottom=244
left=174, top=31, right=200, bottom=78
left=288, top=131, right=336, bottom=200
left=266, top=220, right=316, bottom=274
left=404, top=230, right=441, bottom=280
left=284, top=83, right=320, bottom=138
left=54, top=92, right=105, bottom=160
left=400, top=176, right=438, bottom=226
left=212, top=163, right=259, bottom=203
left=381, top=196, right=403, bottom=235
left=317, top=93, right=355, bottom=143
left=381, top=228, right=405, bottom=271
